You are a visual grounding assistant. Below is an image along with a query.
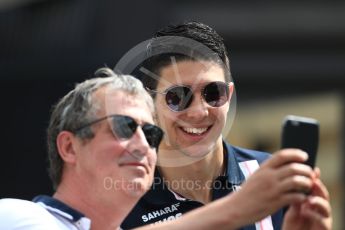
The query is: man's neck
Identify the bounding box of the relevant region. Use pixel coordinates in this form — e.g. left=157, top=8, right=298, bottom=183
left=157, top=139, right=224, bottom=204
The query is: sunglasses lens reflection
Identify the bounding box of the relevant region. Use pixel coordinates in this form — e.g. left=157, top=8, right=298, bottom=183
left=142, top=124, right=164, bottom=149
left=203, top=82, right=229, bottom=107
left=165, top=86, right=193, bottom=111
left=112, top=116, right=137, bottom=139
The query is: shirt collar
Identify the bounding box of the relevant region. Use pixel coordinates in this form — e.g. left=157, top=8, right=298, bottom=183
left=33, top=195, right=85, bottom=222
left=222, top=141, right=246, bottom=185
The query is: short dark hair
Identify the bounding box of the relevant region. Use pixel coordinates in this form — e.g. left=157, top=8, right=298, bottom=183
left=139, top=21, right=231, bottom=92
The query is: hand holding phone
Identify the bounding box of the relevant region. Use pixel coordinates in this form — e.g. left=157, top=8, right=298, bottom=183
left=281, top=115, right=319, bottom=168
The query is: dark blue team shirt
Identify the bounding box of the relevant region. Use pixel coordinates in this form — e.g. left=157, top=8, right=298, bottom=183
left=121, top=141, right=284, bottom=230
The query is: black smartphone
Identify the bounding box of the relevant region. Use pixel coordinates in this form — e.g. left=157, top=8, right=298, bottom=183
left=281, top=115, right=319, bottom=168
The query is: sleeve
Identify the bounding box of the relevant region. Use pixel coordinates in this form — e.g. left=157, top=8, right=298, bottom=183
left=0, top=199, right=61, bottom=230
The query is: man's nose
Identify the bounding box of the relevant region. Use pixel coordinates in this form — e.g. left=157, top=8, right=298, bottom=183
left=126, top=127, right=150, bottom=158
left=185, top=93, right=209, bottom=119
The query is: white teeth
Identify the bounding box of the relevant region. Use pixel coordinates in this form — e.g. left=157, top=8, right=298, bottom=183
left=182, top=127, right=208, bottom=135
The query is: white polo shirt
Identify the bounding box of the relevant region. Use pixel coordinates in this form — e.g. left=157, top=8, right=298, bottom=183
left=0, top=196, right=91, bottom=230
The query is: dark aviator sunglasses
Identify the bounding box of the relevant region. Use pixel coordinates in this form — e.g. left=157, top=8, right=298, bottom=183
left=73, top=114, right=164, bottom=149
left=147, top=81, right=231, bottom=112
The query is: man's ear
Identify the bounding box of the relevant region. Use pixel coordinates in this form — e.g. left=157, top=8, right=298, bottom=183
left=228, top=82, right=234, bottom=102
left=56, top=131, right=78, bottom=164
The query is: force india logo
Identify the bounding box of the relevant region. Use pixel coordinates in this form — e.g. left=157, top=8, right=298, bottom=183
left=142, top=203, right=182, bottom=223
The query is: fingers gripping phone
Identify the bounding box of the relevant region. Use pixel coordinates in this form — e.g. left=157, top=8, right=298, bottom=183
left=281, top=115, right=319, bottom=168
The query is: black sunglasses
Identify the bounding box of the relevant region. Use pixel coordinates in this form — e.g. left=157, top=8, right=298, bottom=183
left=73, top=114, right=164, bottom=149
left=147, top=81, right=230, bottom=112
